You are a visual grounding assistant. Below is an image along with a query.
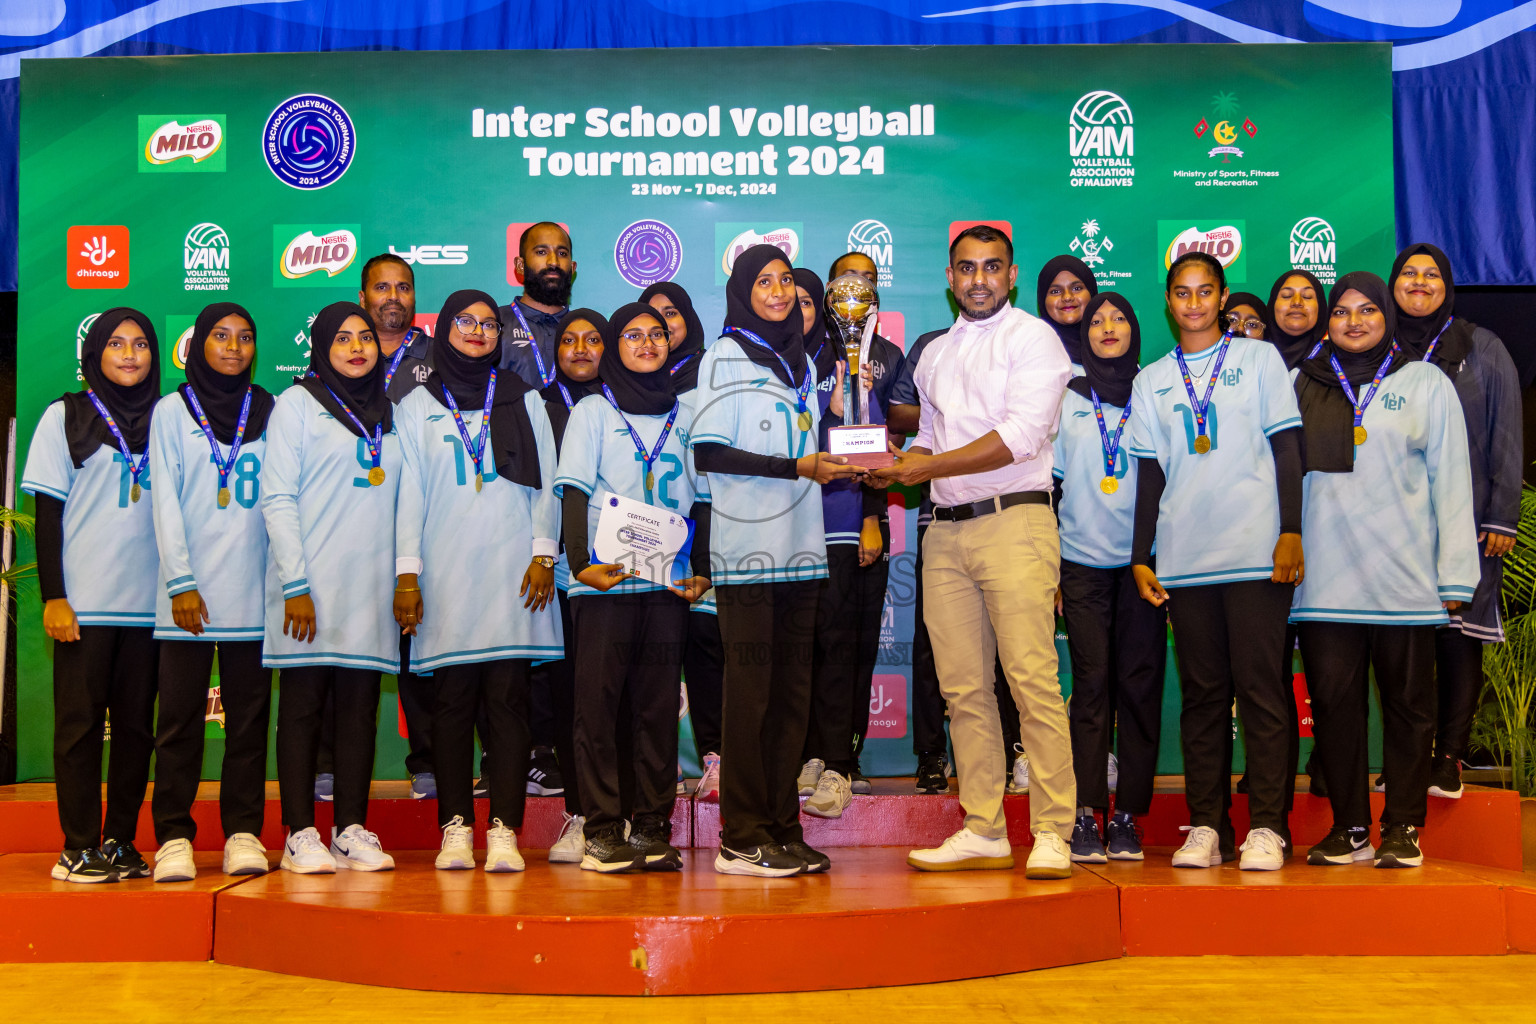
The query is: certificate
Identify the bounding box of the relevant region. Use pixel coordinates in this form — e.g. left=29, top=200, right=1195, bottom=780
left=592, top=491, right=696, bottom=588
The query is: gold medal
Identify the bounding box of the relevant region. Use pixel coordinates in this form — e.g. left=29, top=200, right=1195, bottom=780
left=1354, top=425, right=1368, bottom=446
left=797, top=408, right=812, bottom=433
left=130, top=482, right=142, bottom=504
left=1100, top=476, right=1119, bottom=495
left=474, top=471, right=484, bottom=493
left=645, top=470, right=656, bottom=492
left=1193, top=435, right=1212, bottom=454
left=217, top=486, right=232, bottom=509
left=368, top=466, right=386, bottom=487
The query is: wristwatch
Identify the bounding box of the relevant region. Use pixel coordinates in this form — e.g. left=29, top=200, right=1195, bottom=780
left=532, top=555, right=556, bottom=569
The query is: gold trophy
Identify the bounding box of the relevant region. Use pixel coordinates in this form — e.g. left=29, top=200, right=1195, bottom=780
left=824, top=273, right=892, bottom=469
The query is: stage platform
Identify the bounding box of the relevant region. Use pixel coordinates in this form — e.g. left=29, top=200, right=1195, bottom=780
left=1, top=779, right=1532, bottom=992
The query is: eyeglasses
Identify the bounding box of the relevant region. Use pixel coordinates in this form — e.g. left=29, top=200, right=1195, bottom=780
left=452, top=315, right=502, bottom=337
left=619, top=328, right=669, bottom=346
left=1224, top=313, right=1265, bottom=334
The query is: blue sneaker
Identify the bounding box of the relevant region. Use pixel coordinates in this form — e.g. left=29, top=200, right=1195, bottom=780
left=1069, top=811, right=1107, bottom=863
left=1105, top=810, right=1144, bottom=861
left=410, top=772, right=437, bottom=800
left=314, top=773, right=334, bottom=802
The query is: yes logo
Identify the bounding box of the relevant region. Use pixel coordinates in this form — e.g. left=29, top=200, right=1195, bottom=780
left=139, top=116, right=226, bottom=172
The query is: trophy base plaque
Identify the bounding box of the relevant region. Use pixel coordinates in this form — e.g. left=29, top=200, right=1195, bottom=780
left=828, top=424, right=894, bottom=469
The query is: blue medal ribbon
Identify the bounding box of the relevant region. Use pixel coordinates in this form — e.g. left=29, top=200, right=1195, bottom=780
left=1173, top=330, right=1233, bottom=451
left=321, top=383, right=384, bottom=477
left=667, top=353, right=698, bottom=378
left=1328, top=340, right=1400, bottom=436
left=1422, top=316, right=1454, bottom=363
left=441, top=369, right=496, bottom=489
left=184, top=386, right=252, bottom=507
left=510, top=302, right=555, bottom=388
left=557, top=381, right=575, bottom=409
left=382, top=328, right=416, bottom=391
left=725, top=327, right=813, bottom=430
left=1089, top=388, right=1132, bottom=483
left=602, top=385, right=679, bottom=502
left=84, top=387, right=148, bottom=497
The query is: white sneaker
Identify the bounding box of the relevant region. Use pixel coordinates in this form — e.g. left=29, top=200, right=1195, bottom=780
left=279, top=827, right=335, bottom=874
left=1239, top=827, right=1287, bottom=871
left=1172, top=825, right=1223, bottom=868
left=549, top=813, right=586, bottom=864
left=1006, top=743, right=1030, bottom=794
left=331, top=824, right=395, bottom=872
left=797, top=758, right=825, bottom=796
left=696, top=752, right=721, bottom=802
left=223, top=832, right=270, bottom=876
left=485, top=818, right=525, bottom=873
left=1025, top=830, right=1073, bottom=879
left=436, top=815, right=475, bottom=870
left=1107, top=752, right=1119, bottom=793
left=153, top=837, right=197, bottom=883
left=907, top=828, right=1015, bottom=872
left=803, top=769, right=852, bottom=819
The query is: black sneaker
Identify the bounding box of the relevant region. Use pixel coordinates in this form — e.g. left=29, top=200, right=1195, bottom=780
left=1069, top=811, right=1107, bottom=863
left=581, top=827, right=641, bottom=874
left=101, top=838, right=150, bottom=879
left=1306, top=826, right=1374, bottom=865
left=630, top=817, right=683, bottom=872
left=849, top=764, right=873, bottom=795
left=526, top=746, right=565, bottom=796
left=1105, top=811, right=1144, bottom=861
left=783, top=839, right=831, bottom=874
left=51, top=847, right=118, bottom=884
left=1428, top=755, right=1463, bottom=799
left=915, top=753, right=950, bottom=794
left=1374, top=824, right=1424, bottom=869
left=713, top=843, right=803, bottom=877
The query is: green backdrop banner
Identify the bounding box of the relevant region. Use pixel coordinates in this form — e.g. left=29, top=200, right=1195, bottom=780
left=15, top=44, right=1393, bottom=782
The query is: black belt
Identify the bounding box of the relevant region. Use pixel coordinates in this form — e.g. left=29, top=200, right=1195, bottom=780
left=931, top=490, right=1051, bottom=522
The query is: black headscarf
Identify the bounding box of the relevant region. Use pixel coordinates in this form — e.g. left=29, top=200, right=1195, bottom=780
left=723, top=243, right=806, bottom=388
left=792, top=268, right=835, bottom=380
left=1264, top=269, right=1328, bottom=371
left=1294, top=272, right=1409, bottom=474
left=1390, top=242, right=1474, bottom=379
left=1223, top=292, right=1270, bottom=334
left=602, top=303, right=679, bottom=417
left=61, top=307, right=161, bottom=468
left=1067, top=292, right=1141, bottom=409
left=541, top=308, right=609, bottom=446
left=178, top=302, right=275, bottom=445
left=1036, top=254, right=1099, bottom=365
left=425, top=289, right=540, bottom=489
left=296, top=302, right=391, bottom=438
left=640, top=282, right=705, bottom=394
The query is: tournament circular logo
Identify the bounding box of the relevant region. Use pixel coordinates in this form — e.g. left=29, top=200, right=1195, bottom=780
left=263, top=94, right=356, bottom=190
left=614, top=219, right=683, bottom=288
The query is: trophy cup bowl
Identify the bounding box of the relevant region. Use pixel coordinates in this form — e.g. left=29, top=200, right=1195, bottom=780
left=823, top=273, right=893, bottom=469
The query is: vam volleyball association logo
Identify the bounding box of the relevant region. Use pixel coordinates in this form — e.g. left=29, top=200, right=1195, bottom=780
left=846, top=219, right=894, bottom=288
left=263, top=94, right=356, bottom=190
left=614, top=220, right=683, bottom=288
left=1068, top=90, right=1134, bottom=188
left=1289, top=217, right=1337, bottom=285
left=183, top=222, right=230, bottom=292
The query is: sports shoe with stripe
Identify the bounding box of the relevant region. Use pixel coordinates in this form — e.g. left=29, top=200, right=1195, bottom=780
left=797, top=758, right=825, bottom=796
left=714, top=843, right=803, bottom=877
left=1374, top=823, right=1424, bottom=869
left=101, top=838, right=150, bottom=879
left=281, top=827, right=336, bottom=874
left=1306, top=826, right=1374, bottom=865
left=52, top=847, right=118, bottom=884
left=331, top=824, right=395, bottom=871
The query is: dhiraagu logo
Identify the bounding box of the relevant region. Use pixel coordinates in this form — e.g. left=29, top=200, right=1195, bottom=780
left=139, top=116, right=226, bottom=172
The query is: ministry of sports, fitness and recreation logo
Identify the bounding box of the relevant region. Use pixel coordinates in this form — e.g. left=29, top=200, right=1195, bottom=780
left=613, top=219, right=683, bottom=288
left=1193, top=92, right=1257, bottom=164
left=138, top=116, right=225, bottom=172
left=715, top=223, right=802, bottom=285
left=1158, top=221, right=1247, bottom=284
left=263, top=94, right=355, bottom=190
left=1289, top=217, right=1338, bottom=285
left=1068, top=90, right=1134, bottom=188
left=846, top=219, right=894, bottom=288
left=274, top=225, right=360, bottom=287
left=183, top=222, right=230, bottom=292
left=1069, top=218, right=1114, bottom=268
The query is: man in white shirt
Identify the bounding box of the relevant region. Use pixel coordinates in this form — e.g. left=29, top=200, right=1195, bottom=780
left=871, top=226, right=1075, bottom=877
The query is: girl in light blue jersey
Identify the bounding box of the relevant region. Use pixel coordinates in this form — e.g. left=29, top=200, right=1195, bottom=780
left=394, top=290, right=562, bottom=873
left=23, top=308, right=161, bottom=883
left=264, top=302, right=401, bottom=875
left=148, top=302, right=276, bottom=884
left=1293, top=272, right=1478, bottom=870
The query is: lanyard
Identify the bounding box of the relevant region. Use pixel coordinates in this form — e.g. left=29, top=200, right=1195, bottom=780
left=1329, top=340, right=1399, bottom=445
left=726, top=327, right=814, bottom=432
left=1089, top=388, right=1132, bottom=495
left=510, top=302, right=555, bottom=388
left=382, top=328, right=416, bottom=391
left=668, top=352, right=697, bottom=378
left=85, top=388, right=148, bottom=502
left=557, top=381, right=575, bottom=410
left=1422, top=316, right=1453, bottom=363
left=603, top=385, right=679, bottom=499
left=1173, top=330, right=1233, bottom=453
left=184, top=386, right=252, bottom=509
left=322, top=384, right=386, bottom=484
left=440, top=370, right=496, bottom=492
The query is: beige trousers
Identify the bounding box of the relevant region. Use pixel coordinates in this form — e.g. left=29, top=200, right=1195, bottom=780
left=922, top=502, right=1075, bottom=840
